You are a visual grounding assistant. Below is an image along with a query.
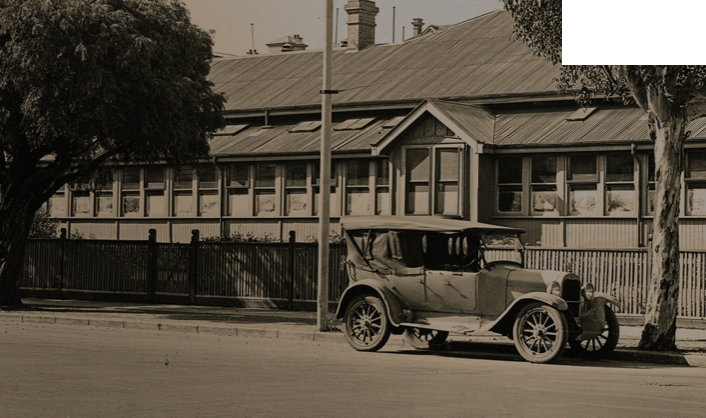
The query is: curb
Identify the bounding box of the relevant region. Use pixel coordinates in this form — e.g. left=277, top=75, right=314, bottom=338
left=3, top=312, right=705, bottom=367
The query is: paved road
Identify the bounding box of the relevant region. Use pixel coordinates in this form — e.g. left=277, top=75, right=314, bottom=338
left=2, top=321, right=706, bottom=418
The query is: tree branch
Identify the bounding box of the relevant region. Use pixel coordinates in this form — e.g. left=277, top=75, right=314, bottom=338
left=621, top=66, right=649, bottom=112
left=685, top=88, right=706, bottom=122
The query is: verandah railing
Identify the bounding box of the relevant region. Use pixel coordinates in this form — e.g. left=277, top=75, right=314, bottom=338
left=21, top=232, right=706, bottom=318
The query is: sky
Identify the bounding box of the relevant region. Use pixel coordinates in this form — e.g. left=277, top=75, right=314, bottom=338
left=180, top=0, right=503, bottom=56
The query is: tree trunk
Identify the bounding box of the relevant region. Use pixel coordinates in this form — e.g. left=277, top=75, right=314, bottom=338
left=0, top=194, right=36, bottom=307
left=638, top=117, right=685, bottom=351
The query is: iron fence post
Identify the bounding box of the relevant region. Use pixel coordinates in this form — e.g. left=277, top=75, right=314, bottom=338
left=59, top=228, right=66, bottom=299
left=188, top=229, right=199, bottom=305
left=288, top=231, right=296, bottom=310
left=147, top=229, right=157, bottom=303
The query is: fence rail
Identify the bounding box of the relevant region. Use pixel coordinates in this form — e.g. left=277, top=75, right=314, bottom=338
left=20, top=232, right=706, bottom=318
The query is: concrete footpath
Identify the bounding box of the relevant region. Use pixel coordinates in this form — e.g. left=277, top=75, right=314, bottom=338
left=3, top=298, right=706, bottom=367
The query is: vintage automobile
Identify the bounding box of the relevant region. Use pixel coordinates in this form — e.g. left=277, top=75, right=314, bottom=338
left=335, top=216, right=621, bottom=363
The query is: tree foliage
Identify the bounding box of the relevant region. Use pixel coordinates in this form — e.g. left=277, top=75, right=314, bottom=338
left=0, top=0, right=225, bottom=306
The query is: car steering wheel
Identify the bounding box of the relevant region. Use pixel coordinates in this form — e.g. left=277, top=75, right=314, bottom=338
left=460, top=247, right=482, bottom=270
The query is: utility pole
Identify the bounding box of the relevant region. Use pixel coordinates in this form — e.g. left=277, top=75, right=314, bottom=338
left=317, top=0, right=334, bottom=332
left=392, top=6, right=396, bottom=43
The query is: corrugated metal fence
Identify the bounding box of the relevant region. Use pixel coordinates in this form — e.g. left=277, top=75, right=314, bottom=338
left=21, top=234, right=706, bottom=318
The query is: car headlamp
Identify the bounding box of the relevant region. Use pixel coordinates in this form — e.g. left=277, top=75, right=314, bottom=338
left=582, top=283, right=595, bottom=301
left=548, top=281, right=561, bottom=297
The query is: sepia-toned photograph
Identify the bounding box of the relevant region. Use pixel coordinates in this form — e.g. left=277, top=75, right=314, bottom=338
left=2, top=1, right=706, bottom=417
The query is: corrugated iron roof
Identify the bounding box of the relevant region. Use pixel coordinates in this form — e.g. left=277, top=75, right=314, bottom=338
left=209, top=11, right=559, bottom=112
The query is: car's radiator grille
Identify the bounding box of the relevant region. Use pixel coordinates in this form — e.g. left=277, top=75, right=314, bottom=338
left=562, top=279, right=581, bottom=317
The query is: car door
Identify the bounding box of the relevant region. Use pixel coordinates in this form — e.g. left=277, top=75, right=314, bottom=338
left=424, top=270, right=477, bottom=313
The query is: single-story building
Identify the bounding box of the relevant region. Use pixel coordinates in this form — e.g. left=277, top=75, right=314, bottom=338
left=47, top=2, right=706, bottom=250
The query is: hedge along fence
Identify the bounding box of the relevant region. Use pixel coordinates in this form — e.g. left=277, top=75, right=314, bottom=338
left=21, top=229, right=348, bottom=308
left=486, top=247, right=706, bottom=318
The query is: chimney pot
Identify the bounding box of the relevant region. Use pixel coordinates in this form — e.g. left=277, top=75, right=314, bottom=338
left=412, top=18, right=424, bottom=37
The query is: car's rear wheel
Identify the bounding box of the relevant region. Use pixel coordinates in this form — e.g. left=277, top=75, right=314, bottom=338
left=403, top=328, right=449, bottom=350
left=569, top=305, right=620, bottom=359
left=512, top=303, right=568, bottom=364
left=343, top=294, right=391, bottom=352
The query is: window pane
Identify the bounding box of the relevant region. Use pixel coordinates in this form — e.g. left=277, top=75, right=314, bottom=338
left=688, top=183, right=706, bottom=215
left=313, top=162, right=337, bottom=186
left=286, top=162, right=307, bottom=187
left=199, top=191, right=219, bottom=216
left=123, top=168, right=140, bottom=190
left=376, top=159, right=389, bottom=186
left=122, top=192, right=140, bottom=216
left=607, top=185, right=635, bottom=213
left=531, top=156, right=556, bottom=183
left=199, top=166, right=218, bottom=189
left=255, top=190, right=277, bottom=215
left=648, top=154, right=656, bottom=182
left=498, top=185, right=522, bottom=213
left=687, top=152, right=706, bottom=179
left=173, top=191, right=193, bottom=215
left=256, top=164, right=276, bottom=188
left=570, top=185, right=597, bottom=214
left=346, top=188, right=370, bottom=215
left=145, top=167, right=164, bottom=189
left=174, top=167, right=193, bottom=189
left=498, top=156, right=523, bottom=184
left=95, top=192, right=113, bottom=216
left=228, top=189, right=250, bottom=217
left=407, top=149, right=430, bottom=182
left=569, top=155, right=597, bottom=181
left=532, top=186, right=557, bottom=212
left=314, top=186, right=340, bottom=216
left=376, top=187, right=391, bottom=215
left=49, top=192, right=67, bottom=217
left=405, top=183, right=429, bottom=215
left=648, top=183, right=656, bottom=213
left=606, top=154, right=633, bottom=182
left=146, top=191, right=165, bottom=217
left=286, top=190, right=308, bottom=215
left=228, top=164, right=250, bottom=187
left=435, top=183, right=459, bottom=215
left=347, top=160, right=370, bottom=186
left=72, top=192, right=91, bottom=216
left=95, top=171, right=114, bottom=191
left=437, top=149, right=460, bottom=182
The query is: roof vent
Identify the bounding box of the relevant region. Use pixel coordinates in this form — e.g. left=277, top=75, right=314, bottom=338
left=412, top=18, right=424, bottom=37
left=566, top=107, right=598, bottom=121
left=266, top=35, right=308, bottom=54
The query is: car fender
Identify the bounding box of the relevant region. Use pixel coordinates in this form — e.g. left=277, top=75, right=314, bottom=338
left=485, top=292, right=568, bottom=335
left=335, top=280, right=408, bottom=327
left=595, top=292, right=621, bottom=309
left=576, top=293, right=621, bottom=340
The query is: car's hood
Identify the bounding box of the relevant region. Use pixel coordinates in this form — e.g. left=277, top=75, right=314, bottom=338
left=506, top=268, right=573, bottom=299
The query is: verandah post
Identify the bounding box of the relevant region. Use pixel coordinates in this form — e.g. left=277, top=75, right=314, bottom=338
left=188, top=229, right=200, bottom=305
left=147, top=229, right=157, bottom=303
left=59, top=228, right=66, bottom=299
left=288, top=231, right=296, bottom=310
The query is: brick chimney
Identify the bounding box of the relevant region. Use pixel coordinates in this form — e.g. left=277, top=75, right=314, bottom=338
left=344, top=0, right=379, bottom=51
left=412, top=18, right=424, bottom=37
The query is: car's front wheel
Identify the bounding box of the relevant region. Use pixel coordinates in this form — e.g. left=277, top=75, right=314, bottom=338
left=403, top=328, right=449, bottom=350
left=512, top=303, right=568, bottom=363
left=569, top=305, right=620, bottom=359
left=343, top=294, right=391, bottom=352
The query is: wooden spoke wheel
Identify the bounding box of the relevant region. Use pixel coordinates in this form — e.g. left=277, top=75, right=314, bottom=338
left=343, top=295, right=391, bottom=352
left=403, top=328, right=449, bottom=350
left=513, top=303, right=568, bottom=364
left=569, top=305, right=620, bottom=359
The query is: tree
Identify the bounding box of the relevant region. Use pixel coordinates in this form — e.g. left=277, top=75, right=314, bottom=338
left=0, top=0, right=225, bottom=306
left=503, top=0, right=706, bottom=351
left=29, top=207, right=60, bottom=239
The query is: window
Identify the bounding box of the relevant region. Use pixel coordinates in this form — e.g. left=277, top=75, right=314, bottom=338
left=497, top=156, right=523, bottom=213
left=686, top=151, right=706, bottom=215
left=198, top=166, right=219, bottom=217
left=227, top=164, right=251, bottom=216
left=285, top=162, right=308, bottom=216
left=647, top=154, right=656, bottom=213
left=121, top=167, right=141, bottom=217
left=71, top=180, right=92, bottom=217
left=530, top=156, right=557, bottom=213
left=605, top=154, right=635, bottom=215
left=255, top=163, right=278, bottom=216
left=49, top=186, right=67, bottom=217
left=145, top=167, right=165, bottom=217
left=376, top=159, right=391, bottom=215
left=405, top=148, right=430, bottom=215
left=173, top=167, right=194, bottom=216
left=314, top=162, right=340, bottom=216
left=94, top=171, right=114, bottom=217
left=346, top=160, right=370, bottom=215
left=568, top=155, right=598, bottom=215
left=435, top=148, right=460, bottom=215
